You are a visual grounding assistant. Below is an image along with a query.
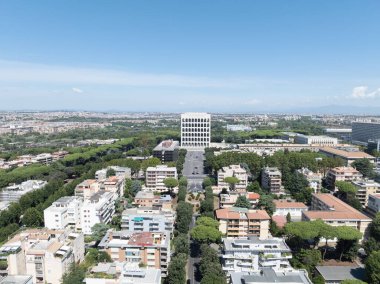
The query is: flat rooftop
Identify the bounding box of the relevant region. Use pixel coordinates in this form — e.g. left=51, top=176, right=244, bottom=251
left=230, top=268, right=312, bottom=284
left=223, top=236, right=290, bottom=251
left=315, top=266, right=365, bottom=282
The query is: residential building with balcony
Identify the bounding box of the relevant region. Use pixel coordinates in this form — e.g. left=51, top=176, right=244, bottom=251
left=351, top=179, right=380, bottom=207
left=95, top=166, right=131, bottom=180
left=302, top=194, right=371, bottom=240
left=0, top=180, right=47, bottom=203
left=98, top=231, right=170, bottom=277
left=0, top=229, right=84, bottom=284
left=133, top=191, right=172, bottom=211
left=221, top=237, right=292, bottom=275
left=75, top=179, right=101, bottom=199
left=81, top=191, right=115, bottom=235
left=44, top=196, right=83, bottom=230
left=297, top=168, right=323, bottom=193
left=103, top=175, right=125, bottom=200
left=366, top=193, right=380, bottom=216
left=215, top=207, right=270, bottom=239
left=325, top=167, right=363, bottom=190
left=145, top=165, right=177, bottom=192
left=121, top=207, right=175, bottom=235
left=219, top=193, right=260, bottom=209
left=217, top=165, right=248, bottom=193
left=261, top=167, right=283, bottom=194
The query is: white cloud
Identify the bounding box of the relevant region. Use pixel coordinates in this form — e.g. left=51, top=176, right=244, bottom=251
left=351, top=86, right=380, bottom=99
left=0, top=59, right=255, bottom=89
left=72, top=87, right=84, bottom=94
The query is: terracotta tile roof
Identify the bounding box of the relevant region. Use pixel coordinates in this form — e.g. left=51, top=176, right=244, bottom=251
left=320, top=147, right=374, bottom=159
left=215, top=207, right=270, bottom=220
left=246, top=193, right=260, bottom=200
left=303, top=193, right=371, bottom=221
left=272, top=215, right=287, bottom=228
left=274, top=200, right=308, bottom=209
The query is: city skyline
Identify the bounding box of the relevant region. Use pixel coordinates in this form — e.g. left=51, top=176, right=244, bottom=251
left=0, top=1, right=380, bottom=113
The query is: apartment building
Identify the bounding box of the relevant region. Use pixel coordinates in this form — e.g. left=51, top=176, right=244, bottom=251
left=103, top=175, right=125, bottom=200
left=81, top=191, right=115, bottom=235
left=121, top=207, right=175, bottom=234
left=44, top=196, right=83, bottom=230
left=133, top=191, right=172, bottom=211
left=295, top=134, right=338, bottom=146
left=261, top=167, right=283, bottom=194
left=215, top=207, right=270, bottom=239
left=367, top=193, right=380, bottom=216
left=297, top=168, right=323, bottom=193
left=0, top=275, right=33, bottom=284
left=222, top=237, right=292, bottom=275
left=75, top=179, right=101, bottom=199
left=0, top=229, right=84, bottom=284
left=0, top=180, right=47, bottom=204
left=145, top=165, right=177, bottom=192
left=325, top=167, right=363, bottom=190
left=273, top=200, right=308, bottom=221
left=98, top=230, right=170, bottom=276
left=319, top=147, right=375, bottom=166
left=302, top=194, right=371, bottom=240
left=217, top=165, right=248, bottom=192
left=352, top=179, right=380, bottom=207
left=230, top=268, right=312, bottom=284
left=180, top=112, right=211, bottom=149
left=153, top=140, right=180, bottom=163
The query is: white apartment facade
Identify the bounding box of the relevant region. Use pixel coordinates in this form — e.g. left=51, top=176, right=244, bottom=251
left=367, top=193, right=380, bottom=215
left=297, top=167, right=323, bottom=193
left=217, top=164, right=248, bottom=192
left=145, top=165, right=177, bottom=192
left=222, top=237, right=292, bottom=275
left=81, top=191, right=115, bottom=234
left=44, top=196, right=83, bottom=230
left=180, top=112, right=211, bottom=149
left=0, top=229, right=84, bottom=284
left=273, top=200, right=308, bottom=221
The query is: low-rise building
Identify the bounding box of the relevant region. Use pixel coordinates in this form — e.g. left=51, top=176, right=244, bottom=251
left=302, top=194, right=371, bottom=240
left=81, top=191, right=115, bottom=235
left=145, top=165, right=177, bottom=192
left=95, top=166, right=131, bottom=180
left=325, top=167, right=363, bottom=190
left=217, top=165, right=248, bottom=192
left=261, top=167, right=283, bottom=194
left=273, top=200, right=308, bottom=221
left=98, top=230, right=170, bottom=276
left=215, top=207, right=270, bottom=239
left=85, top=262, right=161, bottom=284
left=133, top=191, right=172, bottom=211
left=103, top=175, right=125, bottom=200
left=0, top=275, right=33, bottom=284
left=319, top=147, right=375, bottom=166
left=44, top=196, right=83, bottom=230
left=222, top=237, right=292, bottom=275
left=219, top=193, right=260, bottom=209
left=153, top=140, right=180, bottom=163
left=121, top=207, right=175, bottom=235
left=315, top=265, right=366, bottom=284
left=352, top=179, right=380, bottom=207
left=230, top=268, right=312, bottom=284
left=297, top=168, right=323, bottom=193
left=0, top=229, right=84, bottom=284
left=0, top=180, right=47, bottom=203
left=295, top=134, right=338, bottom=146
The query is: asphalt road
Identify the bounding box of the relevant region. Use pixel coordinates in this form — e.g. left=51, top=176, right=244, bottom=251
left=183, top=150, right=206, bottom=193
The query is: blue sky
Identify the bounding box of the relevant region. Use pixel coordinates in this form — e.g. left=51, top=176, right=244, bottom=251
left=0, top=0, right=379, bottom=113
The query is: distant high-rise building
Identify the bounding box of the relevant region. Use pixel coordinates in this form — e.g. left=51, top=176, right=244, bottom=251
left=352, top=122, right=380, bottom=145
left=180, top=112, right=211, bottom=149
